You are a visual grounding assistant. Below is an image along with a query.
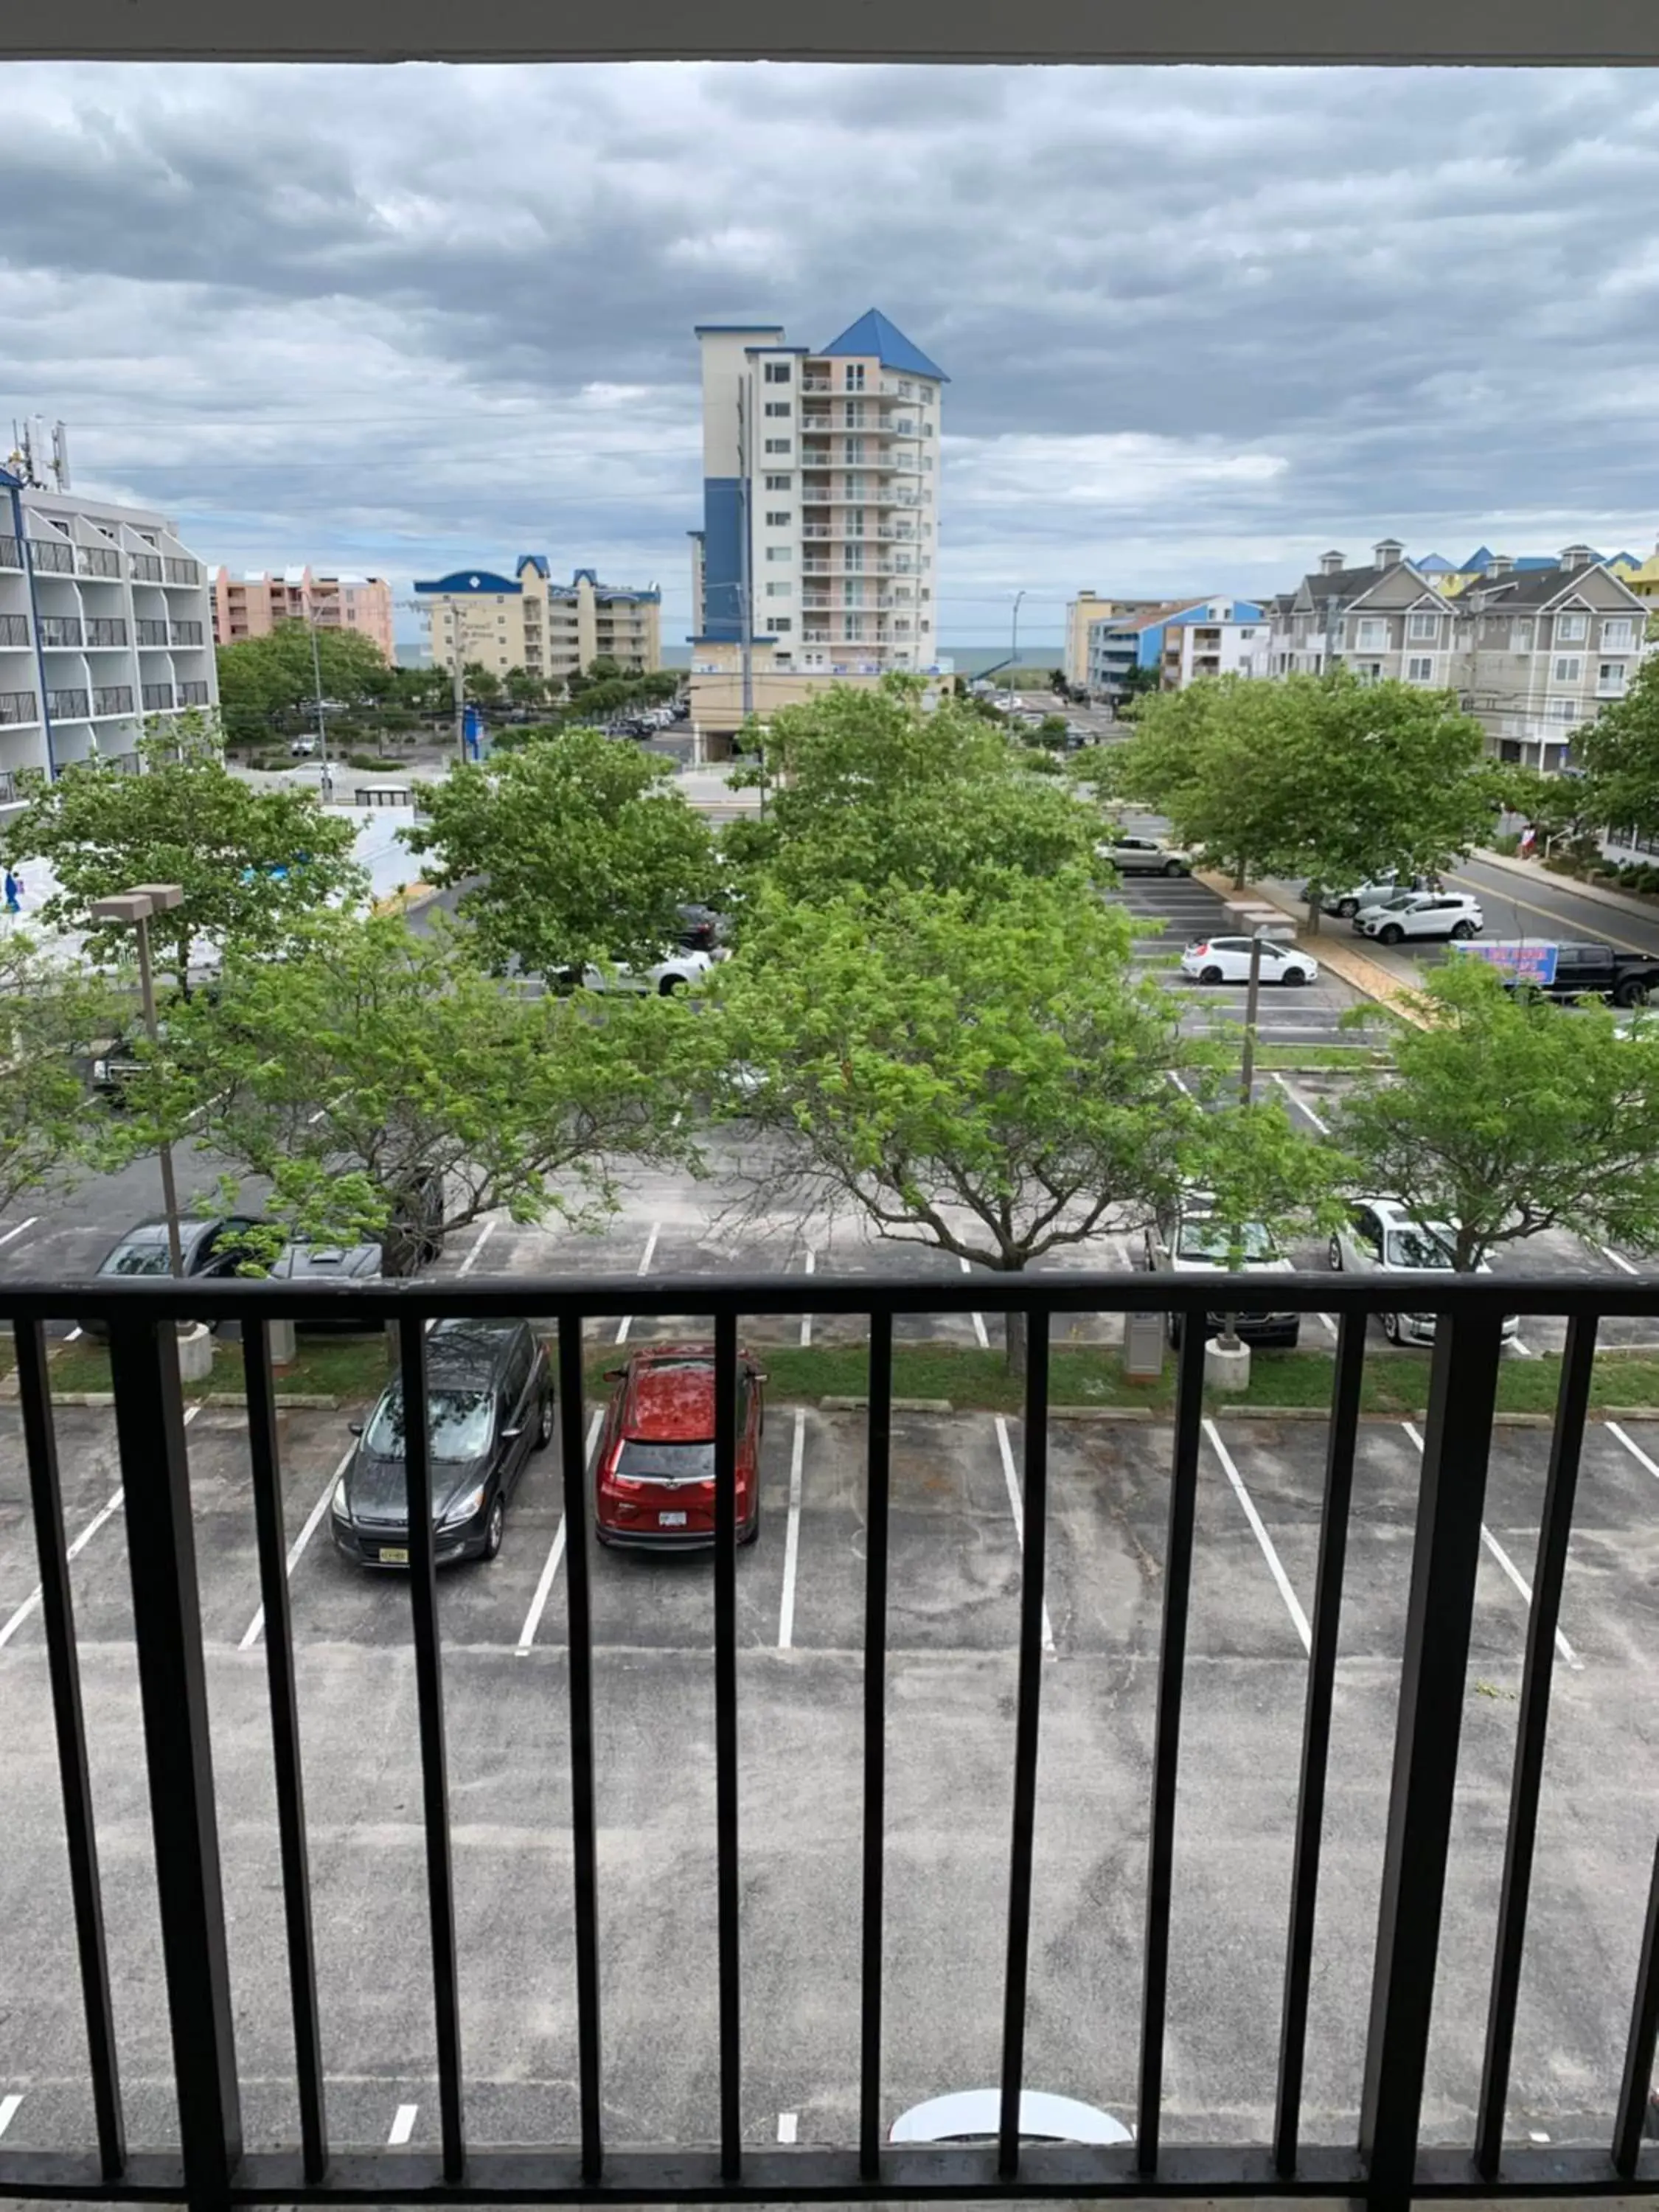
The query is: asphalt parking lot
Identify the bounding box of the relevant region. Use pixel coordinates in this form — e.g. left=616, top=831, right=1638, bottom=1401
left=3, top=1378, right=1659, bottom=2163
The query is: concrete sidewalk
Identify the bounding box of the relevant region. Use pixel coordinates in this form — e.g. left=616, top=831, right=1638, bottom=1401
left=1471, top=843, right=1659, bottom=931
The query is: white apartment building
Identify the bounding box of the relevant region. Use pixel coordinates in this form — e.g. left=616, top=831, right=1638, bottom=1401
left=1158, top=598, right=1272, bottom=688
left=0, top=473, right=217, bottom=805
left=689, top=310, right=946, bottom=728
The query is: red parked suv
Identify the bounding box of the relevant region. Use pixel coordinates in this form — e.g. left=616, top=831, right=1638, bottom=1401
left=594, top=1343, right=765, bottom=1548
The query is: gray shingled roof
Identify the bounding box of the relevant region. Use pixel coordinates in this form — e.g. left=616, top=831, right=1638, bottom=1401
left=1298, top=565, right=1387, bottom=603
left=1457, top=564, right=1603, bottom=611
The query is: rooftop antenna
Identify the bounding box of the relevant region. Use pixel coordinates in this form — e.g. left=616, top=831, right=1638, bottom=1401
left=50, top=421, right=70, bottom=493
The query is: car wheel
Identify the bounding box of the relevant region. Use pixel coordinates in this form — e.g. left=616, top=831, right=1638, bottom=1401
left=659, top=975, right=688, bottom=996
left=1199, top=964, right=1225, bottom=985
left=1328, top=1235, right=1343, bottom=1271
left=1450, top=919, right=1477, bottom=940
left=1336, top=898, right=1359, bottom=919
left=1382, top=1312, right=1402, bottom=1345
left=482, top=1493, right=506, bottom=1561
left=1284, top=965, right=1310, bottom=986
left=535, top=1392, right=554, bottom=1450
left=1378, top=924, right=1405, bottom=945
left=740, top=1503, right=761, bottom=1547
left=1616, top=978, right=1651, bottom=1008
left=1163, top=858, right=1183, bottom=876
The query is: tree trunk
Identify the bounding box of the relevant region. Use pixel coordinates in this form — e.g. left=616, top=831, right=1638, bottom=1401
left=1232, top=856, right=1248, bottom=891
left=1003, top=1305, right=1027, bottom=1377
left=1304, top=894, right=1323, bottom=936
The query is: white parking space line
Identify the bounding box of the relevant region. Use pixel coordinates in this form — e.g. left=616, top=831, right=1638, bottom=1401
left=1608, top=1422, right=1659, bottom=1483
left=61, top=1326, right=81, bottom=1344
left=0, top=1404, right=201, bottom=1649
left=0, top=1217, right=38, bottom=1251
left=1401, top=1422, right=1580, bottom=1670
left=0, top=2093, right=22, bottom=2138
left=238, top=1439, right=357, bottom=1651
left=1270, top=1072, right=1331, bottom=1136
left=614, top=1222, right=660, bottom=1346
left=1599, top=1244, right=1642, bottom=1277
left=456, top=1218, right=498, bottom=1276
left=777, top=1410, right=806, bottom=1651
left=993, top=1416, right=1056, bottom=1656
left=959, top=1256, right=990, bottom=1349
left=1166, top=1071, right=1192, bottom=1098
left=516, top=1409, right=602, bottom=1655
left=389, top=2104, right=418, bottom=2146
left=800, top=1249, right=813, bottom=1349
left=777, top=2112, right=798, bottom=2145
left=1202, top=1419, right=1311, bottom=1652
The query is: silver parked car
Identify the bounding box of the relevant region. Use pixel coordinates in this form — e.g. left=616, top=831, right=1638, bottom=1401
left=1099, top=833, right=1192, bottom=877
left=1328, top=1197, right=1517, bottom=1346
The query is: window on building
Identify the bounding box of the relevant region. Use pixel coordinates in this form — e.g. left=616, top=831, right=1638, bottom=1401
left=764, top=438, right=792, bottom=456
left=771, top=616, right=793, bottom=632
left=1509, top=621, right=1534, bottom=653
left=1407, top=656, right=1435, bottom=683
left=1354, top=618, right=1387, bottom=649
left=764, top=361, right=792, bottom=383
left=1602, top=618, right=1635, bottom=648
left=1600, top=661, right=1630, bottom=694
left=765, top=474, right=791, bottom=492
left=1408, top=611, right=1439, bottom=641
left=1557, top=612, right=1588, bottom=643
left=765, top=547, right=790, bottom=563
left=1547, top=697, right=1579, bottom=723
left=765, top=511, right=791, bottom=527
left=766, top=582, right=791, bottom=597
left=844, top=441, right=865, bottom=465
left=1553, top=655, right=1583, bottom=684
left=765, top=401, right=791, bottom=418
left=844, top=364, right=866, bottom=390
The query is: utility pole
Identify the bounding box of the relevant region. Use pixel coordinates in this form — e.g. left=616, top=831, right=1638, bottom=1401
left=1239, top=925, right=1267, bottom=1106
left=452, top=625, right=467, bottom=764
left=736, top=384, right=754, bottom=721
left=306, top=611, right=330, bottom=775
left=1008, top=588, right=1026, bottom=717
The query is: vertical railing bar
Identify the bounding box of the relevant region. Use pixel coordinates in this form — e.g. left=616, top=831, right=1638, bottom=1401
left=1360, top=1309, right=1506, bottom=2212
left=1614, top=1836, right=1659, bottom=2177
left=15, top=1318, right=125, bottom=2180
left=1137, top=1307, right=1205, bottom=2171
left=998, top=1305, right=1051, bottom=2182
left=1273, top=1308, right=1366, bottom=2176
left=242, top=1318, right=327, bottom=2183
left=107, top=1311, right=241, bottom=2211
left=400, top=1321, right=464, bottom=2183
left=713, top=1306, right=742, bottom=2180
left=557, top=1315, right=604, bottom=2182
left=1476, top=1310, right=1598, bottom=2179
left=858, top=1309, right=894, bottom=2180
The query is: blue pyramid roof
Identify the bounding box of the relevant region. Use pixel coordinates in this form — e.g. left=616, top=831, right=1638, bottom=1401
left=1413, top=553, right=1455, bottom=574
left=818, top=309, right=948, bottom=383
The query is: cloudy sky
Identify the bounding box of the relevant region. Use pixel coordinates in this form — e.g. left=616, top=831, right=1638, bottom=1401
left=4, top=63, right=1658, bottom=647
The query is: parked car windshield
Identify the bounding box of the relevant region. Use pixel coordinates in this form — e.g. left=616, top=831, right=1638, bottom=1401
left=1386, top=1228, right=1455, bottom=1269
left=105, top=1242, right=173, bottom=1276
left=617, top=1439, right=716, bottom=1480
left=364, top=1385, right=494, bottom=1462
left=1176, top=1220, right=1278, bottom=1262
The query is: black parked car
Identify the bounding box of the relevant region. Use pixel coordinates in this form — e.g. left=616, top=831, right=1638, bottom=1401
left=675, top=902, right=727, bottom=954
left=330, top=1318, right=553, bottom=1568
left=80, top=1215, right=268, bottom=1338
left=268, top=1240, right=384, bottom=1329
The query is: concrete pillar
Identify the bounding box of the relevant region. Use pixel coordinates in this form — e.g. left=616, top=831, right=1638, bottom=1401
left=1204, top=1335, right=1251, bottom=1393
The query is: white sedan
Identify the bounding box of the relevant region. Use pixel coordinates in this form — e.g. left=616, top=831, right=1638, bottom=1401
left=580, top=947, right=717, bottom=997
left=1180, top=936, right=1318, bottom=986
left=1329, top=1196, right=1518, bottom=1346
left=1357, top=891, right=1483, bottom=944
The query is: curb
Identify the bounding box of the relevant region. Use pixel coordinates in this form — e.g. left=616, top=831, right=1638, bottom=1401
left=821, top=1394, right=953, bottom=1413
left=1, top=1385, right=341, bottom=1408
left=1472, top=846, right=1659, bottom=927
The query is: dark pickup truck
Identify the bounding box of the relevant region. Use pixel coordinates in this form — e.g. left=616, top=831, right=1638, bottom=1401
left=1483, top=939, right=1659, bottom=1006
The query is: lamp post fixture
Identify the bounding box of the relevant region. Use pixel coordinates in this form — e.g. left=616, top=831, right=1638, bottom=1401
left=88, top=884, right=186, bottom=1277
left=1007, top=588, right=1026, bottom=718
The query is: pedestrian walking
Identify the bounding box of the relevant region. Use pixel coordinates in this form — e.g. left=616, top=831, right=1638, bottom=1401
left=1518, top=821, right=1537, bottom=859
left=4, top=869, right=24, bottom=917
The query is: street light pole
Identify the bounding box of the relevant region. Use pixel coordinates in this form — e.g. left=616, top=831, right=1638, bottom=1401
left=89, top=885, right=186, bottom=1278
left=306, top=610, right=330, bottom=775
left=1007, top=589, right=1026, bottom=717
left=1239, top=925, right=1267, bottom=1107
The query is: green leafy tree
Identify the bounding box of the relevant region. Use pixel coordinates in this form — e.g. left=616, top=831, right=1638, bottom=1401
left=155, top=914, right=694, bottom=1274
left=216, top=621, right=391, bottom=744
left=403, top=727, right=715, bottom=977
left=1334, top=958, right=1659, bottom=1271
left=724, top=677, right=1107, bottom=907
left=1576, top=656, right=1659, bottom=844
left=0, top=934, right=123, bottom=1212
left=503, top=667, right=547, bottom=709
left=0, top=717, right=366, bottom=995
left=1109, top=671, right=1491, bottom=921
left=462, top=662, right=503, bottom=707
left=706, top=876, right=1197, bottom=1369
left=1182, top=1097, right=1351, bottom=1347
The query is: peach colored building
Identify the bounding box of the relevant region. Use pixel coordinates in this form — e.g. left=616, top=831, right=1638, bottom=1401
left=211, top=567, right=394, bottom=659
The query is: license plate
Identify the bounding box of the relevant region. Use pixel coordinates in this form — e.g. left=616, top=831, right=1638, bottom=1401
left=378, top=1545, right=408, bottom=1565
left=658, top=1511, right=687, bottom=1528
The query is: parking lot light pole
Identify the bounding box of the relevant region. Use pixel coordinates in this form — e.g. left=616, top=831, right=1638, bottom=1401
left=89, top=885, right=185, bottom=1279
left=1007, top=589, right=1026, bottom=718
left=1239, top=925, right=1268, bottom=1107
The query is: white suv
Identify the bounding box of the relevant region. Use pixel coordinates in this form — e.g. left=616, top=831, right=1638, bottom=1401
left=1357, top=891, right=1483, bottom=945
left=579, top=947, right=716, bottom=998
left=1329, top=1197, right=1518, bottom=1346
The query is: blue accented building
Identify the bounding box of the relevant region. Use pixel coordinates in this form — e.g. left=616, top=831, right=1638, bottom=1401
left=690, top=311, right=947, bottom=714
left=413, top=554, right=661, bottom=681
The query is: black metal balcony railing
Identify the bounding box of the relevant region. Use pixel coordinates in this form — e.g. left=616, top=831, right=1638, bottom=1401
left=91, top=684, right=135, bottom=715
left=5, top=1267, right=1659, bottom=2209
left=165, top=557, right=202, bottom=586
left=136, top=619, right=170, bottom=646
left=37, top=616, right=83, bottom=647
left=0, top=614, right=29, bottom=647
left=170, top=621, right=204, bottom=645
left=0, top=689, right=38, bottom=726
left=141, top=682, right=175, bottom=710
left=86, top=618, right=129, bottom=647
left=131, top=554, right=165, bottom=583
left=27, top=538, right=77, bottom=575
left=0, top=536, right=21, bottom=570
left=178, top=679, right=212, bottom=705
left=45, top=687, right=91, bottom=717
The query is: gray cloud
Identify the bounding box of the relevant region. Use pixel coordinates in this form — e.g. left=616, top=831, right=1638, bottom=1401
left=3, top=60, right=1657, bottom=644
